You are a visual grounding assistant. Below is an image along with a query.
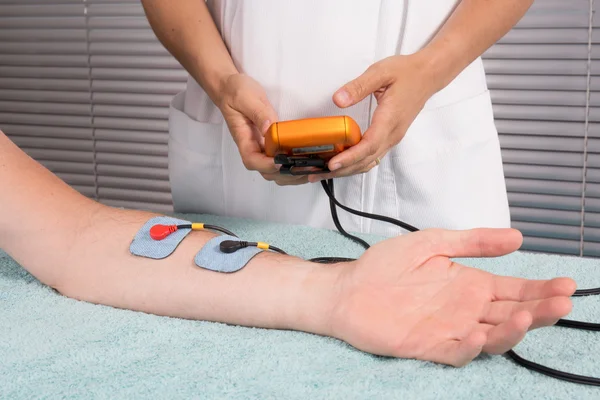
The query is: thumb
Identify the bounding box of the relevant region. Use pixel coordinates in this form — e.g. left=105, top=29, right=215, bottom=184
left=333, top=64, right=391, bottom=108
left=244, top=97, right=279, bottom=135
left=415, top=228, right=524, bottom=259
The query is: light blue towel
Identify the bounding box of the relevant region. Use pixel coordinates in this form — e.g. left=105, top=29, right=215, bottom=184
left=2, top=213, right=600, bottom=399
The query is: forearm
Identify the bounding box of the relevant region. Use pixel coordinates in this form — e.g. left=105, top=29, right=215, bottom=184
left=0, top=131, right=337, bottom=335
left=141, top=0, right=238, bottom=104
left=419, top=0, right=534, bottom=92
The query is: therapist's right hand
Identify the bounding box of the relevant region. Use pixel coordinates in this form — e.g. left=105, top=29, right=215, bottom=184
left=218, top=73, right=309, bottom=186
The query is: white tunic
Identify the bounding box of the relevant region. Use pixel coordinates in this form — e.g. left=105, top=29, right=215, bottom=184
left=168, top=0, right=511, bottom=236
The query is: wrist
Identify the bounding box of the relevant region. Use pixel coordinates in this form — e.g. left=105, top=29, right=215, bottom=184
left=191, top=61, right=238, bottom=107
left=414, top=42, right=464, bottom=95
left=283, top=260, right=345, bottom=337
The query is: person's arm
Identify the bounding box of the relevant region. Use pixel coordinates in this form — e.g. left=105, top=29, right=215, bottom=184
left=0, top=131, right=576, bottom=366
left=420, top=0, right=534, bottom=93
left=141, top=0, right=304, bottom=186
left=317, top=0, right=534, bottom=180
left=140, top=0, right=236, bottom=104
left=0, top=131, right=331, bottom=334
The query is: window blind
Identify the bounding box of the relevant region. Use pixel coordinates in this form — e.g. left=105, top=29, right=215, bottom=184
left=0, top=0, right=96, bottom=198
left=0, top=1, right=598, bottom=256
left=482, top=0, right=597, bottom=256
left=87, top=0, right=185, bottom=213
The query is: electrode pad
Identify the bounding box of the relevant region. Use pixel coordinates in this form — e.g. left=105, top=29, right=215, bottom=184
left=130, top=216, right=191, bottom=259
left=194, top=235, right=262, bottom=273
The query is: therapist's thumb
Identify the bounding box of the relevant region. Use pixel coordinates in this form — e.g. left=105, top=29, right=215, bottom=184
left=245, top=97, right=279, bottom=135
left=333, top=64, right=391, bottom=108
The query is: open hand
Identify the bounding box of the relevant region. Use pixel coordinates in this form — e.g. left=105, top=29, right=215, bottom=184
left=330, top=228, right=576, bottom=366
left=309, top=53, right=439, bottom=182
left=218, top=73, right=309, bottom=186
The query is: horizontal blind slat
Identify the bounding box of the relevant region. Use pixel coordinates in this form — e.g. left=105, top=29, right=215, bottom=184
left=93, top=105, right=168, bottom=119
left=496, top=120, right=584, bottom=137
left=92, top=92, right=172, bottom=107
left=506, top=178, right=582, bottom=196
left=0, top=112, right=91, bottom=127
left=0, top=54, right=88, bottom=67
left=92, top=117, right=168, bottom=131
left=99, top=188, right=172, bottom=204
left=512, top=221, right=581, bottom=241
left=503, top=164, right=583, bottom=181
left=500, top=135, right=583, bottom=151
left=91, top=80, right=184, bottom=94
left=96, top=164, right=169, bottom=180
left=510, top=206, right=581, bottom=225
left=1, top=124, right=91, bottom=139
left=0, top=89, right=90, bottom=103
left=483, top=59, right=587, bottom=75
left=501, top=149, right=583, bottom=167
left=0, top=100, right=91, bottom=116
left=9, top=136, right=92, bottom=151
left=95, top=129, right=168, bottom=144
left=98, top=176, right=170, bottom=192
left=96, top=153, right=168, bottom=168
left=508, top=192, right=582, bottom=211
left=95, top=141, right=167, bottom=156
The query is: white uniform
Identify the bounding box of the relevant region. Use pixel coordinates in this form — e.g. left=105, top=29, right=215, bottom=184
left=168, top=0, right=511, bottom=236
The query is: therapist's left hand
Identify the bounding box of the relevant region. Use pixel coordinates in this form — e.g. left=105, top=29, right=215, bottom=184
left=308, top=53, right=440, bottom=182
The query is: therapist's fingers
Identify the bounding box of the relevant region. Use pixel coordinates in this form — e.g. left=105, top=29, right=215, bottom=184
left=307, top=158, right=378, bottom=183
left=233, top=91, right=279, bottom=135
left=261, top=172, right=308, bottom=186
left=226, top=114, right=279, bottom=174
left=240, top=150, right=280, bottom=174
left=324, top=111, right=396, bottom=176
left=333, top=61, right=394, bottom=108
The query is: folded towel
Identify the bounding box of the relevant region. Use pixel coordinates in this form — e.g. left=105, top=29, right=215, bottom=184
left=1, top=213, right=599, bottom=399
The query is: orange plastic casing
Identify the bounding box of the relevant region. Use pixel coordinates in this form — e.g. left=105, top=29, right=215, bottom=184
left=264, top=116, right=361, bottom=159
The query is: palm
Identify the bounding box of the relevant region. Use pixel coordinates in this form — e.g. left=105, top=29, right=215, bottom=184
left=331, top=229, right=576, bottom=366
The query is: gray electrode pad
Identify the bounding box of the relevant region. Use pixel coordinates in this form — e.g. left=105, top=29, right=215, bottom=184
left=130, top=216, right=191, bottom=259
left=194, top=235, right=263, bottom=273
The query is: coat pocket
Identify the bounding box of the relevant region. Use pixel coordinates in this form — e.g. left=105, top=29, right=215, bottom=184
left=374, top=90, right=511, bottom=231
left=168, top=90, right=227, bottom=215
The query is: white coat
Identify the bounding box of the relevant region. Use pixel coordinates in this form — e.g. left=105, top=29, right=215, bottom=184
left=168, top=0, right=511, bottom=236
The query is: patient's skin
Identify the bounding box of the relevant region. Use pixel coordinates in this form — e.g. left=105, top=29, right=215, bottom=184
left=0, top=130, right=576, bottom=367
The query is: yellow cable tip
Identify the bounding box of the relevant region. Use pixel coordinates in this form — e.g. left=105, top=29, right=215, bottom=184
left=191, top=223, right=204, bottom=230
left=257, top=242, right=270, bottom=250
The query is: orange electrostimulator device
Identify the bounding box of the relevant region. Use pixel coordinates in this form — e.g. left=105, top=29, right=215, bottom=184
left=264, top=115, right=361, bottom=175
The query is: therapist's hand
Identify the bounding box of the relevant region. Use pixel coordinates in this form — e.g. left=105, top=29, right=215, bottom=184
left=218, top=73, right=309, bottom=186
left=308, top=53, right=440, bottom=182
left=329, top=228, right=576, bottom=365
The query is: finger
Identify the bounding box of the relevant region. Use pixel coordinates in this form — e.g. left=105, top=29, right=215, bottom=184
left=239, top=147, right=279, bottom=174
left=419, top=331, right=486, bottom=367
left=482, top=297, right=573, bottom=329
left=333, top=62, right=393, bottom=108
left=261, top=173, right=309, bottom=186
left=491, top=276, right=577, bottom=302
left=414, top=228, right=524, bottom=259
left=235, top=95, right=279, bottom=134
left=276, top=176, right=309, bottom=186
left=479, top=311, right=532, bottom=355
left=308, top=158, right=378, bottom=182
left=327, top=114, right=394, bottom=172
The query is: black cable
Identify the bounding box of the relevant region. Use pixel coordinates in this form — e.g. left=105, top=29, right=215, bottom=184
left=177, top=223, right=238, bottom=238
left=263, top=244, right=287, bottom=254
left=325, top=179, right=371, bottom=250
left=321, top=179, right=419, bottom=233
left=506, top=350, right=600, bottom=386
left=219, top=240, right=287, bottom=255
left=319, top=177, right=600, bottom=387
left=309, top=257, right=357, bottom=264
